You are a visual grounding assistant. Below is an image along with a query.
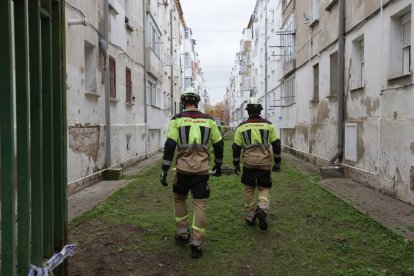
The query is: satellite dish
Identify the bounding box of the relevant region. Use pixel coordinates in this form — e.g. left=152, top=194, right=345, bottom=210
left=164, top=55, right=174, bottom=66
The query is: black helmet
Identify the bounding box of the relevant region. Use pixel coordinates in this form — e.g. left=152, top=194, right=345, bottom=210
left=180, top=87, right=201, bottom=105
left=245, top=97, right=263, bottom=112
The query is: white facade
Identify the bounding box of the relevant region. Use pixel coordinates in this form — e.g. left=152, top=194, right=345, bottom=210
left=281, top=0, right=414, bottom=205
left=179, top=27, right=207, bottom=111
left=65, top=0, right=202, bottom=192
left=226, top=0, right=283, bottom=132
left=227, top=0, right=414, bottom=205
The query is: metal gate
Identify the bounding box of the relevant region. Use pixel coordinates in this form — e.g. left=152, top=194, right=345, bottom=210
left=0, top=0, right=67, bottom=275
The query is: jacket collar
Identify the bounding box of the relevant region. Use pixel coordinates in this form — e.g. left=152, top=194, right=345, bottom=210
left=184, top=108, right=200, bottom=112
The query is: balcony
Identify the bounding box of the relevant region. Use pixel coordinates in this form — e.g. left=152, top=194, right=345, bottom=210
left=283, top=58, right=296, bottom=77
left=241, top=77, right=253, bottom=91
left=146, top=48, right=162, bottom=80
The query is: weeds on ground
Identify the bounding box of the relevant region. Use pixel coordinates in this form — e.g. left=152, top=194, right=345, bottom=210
left=69, top=134, right=414, bottom=275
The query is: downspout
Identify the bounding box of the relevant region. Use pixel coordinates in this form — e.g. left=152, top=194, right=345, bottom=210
left=103, top=0, right=111, bottom=167
left=143, top=0, right=149, bottom=157
left=330, top=0, right=345, bottom=165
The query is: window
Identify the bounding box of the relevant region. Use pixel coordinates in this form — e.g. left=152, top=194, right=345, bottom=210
left=148, top=19, right=161, bottom=57
left=330, top=51, right=338, bottom=96
left=126, top=67, right=132, bottom=103
left=184, top=77, right=192, bottom=89
left=148, top=81, right=156, bottom=106
left=109, top=56, right=116, bottom=98
left=156, top=87, right=161, bottom=107
left=281, top=14, right=295, bottom=63
left=84, top=41, right=97, bottom=93
left=402, top=12, right=411, bottom=74
left=390, top=9, right=412, bottom=78
left=184, top=53, right=191, bottom=68
left=311, top=0, right=320, bottom=23
left=185, top=28, right=191, bottom=39
left=351, top=37, right=364, bottom=89
left=313, top=63, right=319, bottom=101
left=283, top=75, right=295, bottom=106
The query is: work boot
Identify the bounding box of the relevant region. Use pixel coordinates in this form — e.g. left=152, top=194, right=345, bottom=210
left=175, top=233, right=190, bottom=245
left=245, top=216, right=256, bottom=226
left=190, top=244, right=203, bottom=258
left=256, top=207, right=268, bottom=231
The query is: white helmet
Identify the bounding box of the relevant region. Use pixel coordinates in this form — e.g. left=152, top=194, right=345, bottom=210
left=245, top=97, right=263, bottom=111
left=180, top=87, right=201, bottom=104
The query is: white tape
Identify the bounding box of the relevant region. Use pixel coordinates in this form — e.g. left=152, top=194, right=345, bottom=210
left=28, top=244, right=77, bottom=276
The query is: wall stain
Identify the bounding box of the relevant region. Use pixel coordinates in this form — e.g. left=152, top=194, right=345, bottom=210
left=363, top=96, right=380, bottom=117
left=356, top=122, right=365, bottom=162
left=295, top=125, right=308, bottom=144
left=315, top=100, right=330, bottom=123
left=410, top=142, right=414, bottom=154
left=126, top=134, right=132, bottom=151
left=68, top=125, right=100, bottom=162
left=309, top=123, right=323, bottom=154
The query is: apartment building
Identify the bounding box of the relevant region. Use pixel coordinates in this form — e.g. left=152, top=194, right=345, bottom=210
left=65, top=0, right=202, bottom=192
left=226, top=0, right=283, bottom=130
left=279, top=0, right=414, bottom=204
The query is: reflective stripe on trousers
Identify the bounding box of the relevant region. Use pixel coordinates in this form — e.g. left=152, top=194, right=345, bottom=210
left=257, top=186, right=270, bottom=212
left=244, top=185, right=256, bottom=221
left=173, top=193, right=188, bottom=234
left=191, top=199, right=206, bottom=246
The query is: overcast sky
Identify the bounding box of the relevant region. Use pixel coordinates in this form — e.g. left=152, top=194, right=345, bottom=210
left=180, top=0, right=257, bottom=104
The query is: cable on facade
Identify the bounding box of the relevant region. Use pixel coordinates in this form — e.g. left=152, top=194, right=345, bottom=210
left=65, top=2, right=103, bottom=36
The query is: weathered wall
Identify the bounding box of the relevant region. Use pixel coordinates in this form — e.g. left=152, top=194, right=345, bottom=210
left=66, top=0, right=157, bottom=184
left=283, top=0, right=414, bottom=204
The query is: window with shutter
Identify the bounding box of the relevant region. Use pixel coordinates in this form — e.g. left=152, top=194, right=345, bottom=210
left=313, top=64, right=319, bottom=101
left=402, top=12, right=411, bottom=74
left=330, top=51, right=338, bottom=96
left=126, top=68, right=132, bottom=103
left=360, top=40, right=365, bottom=86
left=109, top=57, right=116, bottom=98
left=351, top=36, right=364, bottom=89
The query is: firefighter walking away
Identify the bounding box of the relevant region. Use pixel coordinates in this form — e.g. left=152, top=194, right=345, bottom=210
left=160, top=87, right=224, bottom=258
left=232, top=97, right=281, bottom=230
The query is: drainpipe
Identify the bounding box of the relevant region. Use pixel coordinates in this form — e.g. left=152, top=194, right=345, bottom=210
left=330, top=0, right=345, bottom=165
left=143, top=0, right=149, bottom=158
left=103, top=0, right=111, bottom=167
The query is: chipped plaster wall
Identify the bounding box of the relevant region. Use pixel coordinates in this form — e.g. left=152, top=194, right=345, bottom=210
left=342, top=0, right=414, bottom=204
left=66, top=0, right=158, bottom=184
left=283, top=0, right=414, bottom=204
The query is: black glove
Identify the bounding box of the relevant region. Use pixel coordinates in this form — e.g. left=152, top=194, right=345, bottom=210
left=233, top=164, right=240, bottom=175
left=212, top=164, right=222, bottom=177
left=272, top=163, right=281, bottom=172
left=160, top=171, right=168, bottom=186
